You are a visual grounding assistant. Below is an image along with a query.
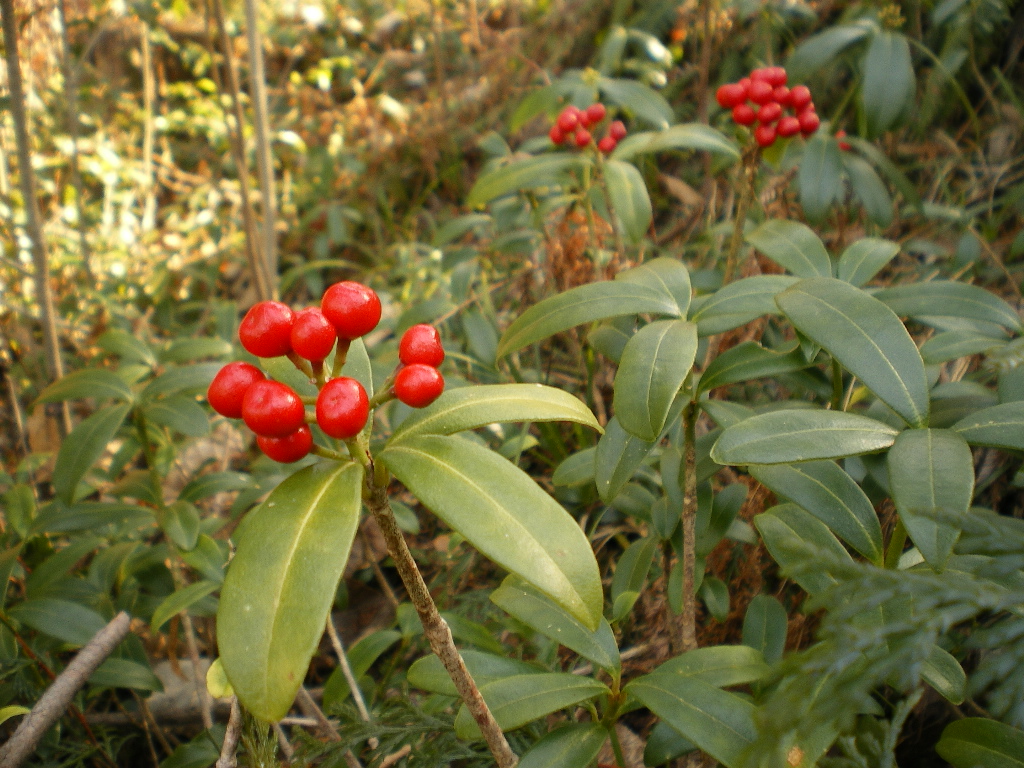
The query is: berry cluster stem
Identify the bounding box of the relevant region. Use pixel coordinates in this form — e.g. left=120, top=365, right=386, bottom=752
left=724, top=147, right=759, bottom=284
left=362, top=465, right=518, bottom=768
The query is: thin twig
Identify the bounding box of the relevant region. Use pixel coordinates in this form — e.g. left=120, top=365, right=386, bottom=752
left=325, top=617, right=377, bottom=753
left=140, top=23, right=157, bottom=232
left=216, top=697, right=242, bottom=768
left=680, top=403, right=698, bottom=653
left=181, top=613, right=214, bottom=730
left=295, top=687, right=341, bottom=742
left=274, top=723, right=294, bottom=760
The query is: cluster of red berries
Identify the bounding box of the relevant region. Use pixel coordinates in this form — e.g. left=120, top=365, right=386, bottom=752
left=206, top=282, right=446, bottom=463
left=548, top=103, right=627, bottom=154
left=716, top=66, right=821, bottom=148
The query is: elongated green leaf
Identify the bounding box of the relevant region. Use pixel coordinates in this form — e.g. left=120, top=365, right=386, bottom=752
left=36, top=368, right=134, bottom=404
left=595, top=415, right=657, bottom=502
left=467, top=154, right=584, bottom=207
left=611, top=123, right=739, bottom=162
left=603, top=159, right=652, bottom=243
left=390, top=383, right=600, bottom=444
left=836, top=238, right=901, bottom=287
left=844, top=154, right=894, bottom=227
left=97, top=329, right=157, bottom=366
left=711, top=409, right=899, bottom=465
left=953, top=402, right=1024, bottom=450
left=151, top=580, right=220, bottom=631
left=745, top=220, right=832, bottom=278
left=786, top=20, right=876, bottom=80
left=0, top=706, right=30, bottom=727
left=160, top=501, right=201, bottom=551
left=876, top=281, right=1023, bottom=333
left=754, top=504, right=855, bottom=594
left=141, top=363, right=220, bottom=399
left=497, top=282, right=682, bottom=359
left=799, top=133, right=845, bottom=222
left=382, top=435, right=602, bottom=629
left=160, top=338, right=233, bottom=363
left=455, top=673, right=609, bottom=738
left=742, top=595, right=788, bottom=666
left=323, top=630, right=402, bottom=707
left=8, top=598, right=108, bottom=646
left=691, top=276, right=798, bottom=337
left=778, top=277, right=929, bottom=427
left=627, top=675, right=756, bottom=768
left=862, top=32, right=915, bottom=137
left=611, top=536, right=658, bottom=620
left=887, top=429, right=973, bottom=571
left=179, top=471, right=255, bottom=503
left=922, top=331, right=1006, bottom=364
left=922, top=644, right=966, bottom=704
left=89, top=658, right=163, bottom=692
left=616, top=257, right=692, bottom=315
left=408, top=649, right=544, bottom=697
left=651, top=645, right=770, bottom=687
left=517, top=723, right=608, bottom=768
left=53, top=404, right=131, bottom=504
left=598, top=76, right=673, bottom=128
left=552, top=447, right=597, bottom=487
left=699, top=577, right=730, bottom=622
left=614, top=320, right=697, bottom=440
left=749, top=461, right=883, bottom=564
left=645, top=722, right=697, bottom=765
left=218, top=461, right=363, bottom=721
left=143, top=396, right=210, bottom=437
left=697, top=342, right=810, bottom=395
left=937, top=718, right=1024, bottom=768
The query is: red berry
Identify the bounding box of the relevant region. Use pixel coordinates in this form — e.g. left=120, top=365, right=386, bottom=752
left=584, top=103, right=607, bottom=124
left=765, top=66, right=787, bottom=87
left=208, top=362, right=265, bottom=418
left=394, top=364, right=445, bottom=408
left=608, top=120, right=627, bottom=141
left=789, top=85, right=812, bottom=111
left=257, top=425, right=313, bottom=463
left=798, top=110, right=821, bottom=136
left=316, top=377, right=369, bottom=439
left=738, top=77, right=751, bottom=92
left=748, top=80, right=774, bottom=105
left=716, top=83, right=748, bottom=109
left=549, top=125, right=566, bottom=144
left=290, top=307, right=337, bottom=362
left=597, top=136, right=617, bottom=153
left=574, top=128, right=592, bottom=147
left=239, top=301, right=294, bottom=358
left=399, top=324, right=445, bottom=367
left=242, top=380, right=305, bottom=437
left=732, top=104, right=757, bottom=125
left=772, top=86, right=791, bottom=106
left=556, top=108, right=579, bottom=133
left=749, top=67, right=771, bottom=82
left=754, top=123, right=777, bottom=148
left=757, top=102, right=783, bottom=124
left=321, top=281, right=382, bottom=340
left=836, top=130, right=852, bottom=151
left=777, top=116, right=801, bottom=138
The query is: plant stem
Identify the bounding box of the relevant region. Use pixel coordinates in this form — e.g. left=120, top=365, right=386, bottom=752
left=830, top=359, right=844, bottom=411
left=594, top=151, right=627, bottom=259
left=362, top=466, right=518, bottom=767
left=723, top=149, right=758, bottom=284
left=884, top=518, right=908, bottom=570
left=680, top=402, right=698, bottom=652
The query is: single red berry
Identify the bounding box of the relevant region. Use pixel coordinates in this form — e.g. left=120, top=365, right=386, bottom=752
left=399, top=324, right=445, bottom=367
left=549, top=125, right=566, bottom=144
left=597, top=135, right=617, bottom=153
left=777, top=115, right=801, bottom=138
left=798, top=110, right=821, bottom=135
left=584, top=103, right=607, bottom=124
left=257, top=425, right=313, bottom=463
left=291, top=307, right=337, bottom=362
left=789, top=85, right=812, bottom=111
left=732, top=104, right=757, bottom=125
left=394, top=364, right=445, bottom=409
left=757, top=102, right=783, bottom=124
left=836, top=130, right=852, bottom=151
left=608, top=120, right=627, bottom=141
left=239, top=301, right=294, bottom=358
left=242, top=380, right=306, bottom=437
left=556, top=108, right=579, bottom=133
left=574, top=128, right=592, bottom=147
left=748, top=80, right=774, bottom=105
left=772, top=86, right=791, bottom=106
left=321, top=281, right=382, bottom=340
left=754, top=123, right=777, bottom=148
left=208, top=362, right=265, bottom=418
left=716, top=83, right=748, bottom=109
left=765, top=66, right=788, bottom=87
left=316, top=377, right=369, bottom=439
left=749, top=67, right=771, bottom=82
left=738, top=77, right=751, bottom=92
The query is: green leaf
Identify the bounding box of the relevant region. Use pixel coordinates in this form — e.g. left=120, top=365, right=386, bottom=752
left=516, top=723, right=608, bottom=768
left=749, top=461, right=883, bottom=564
left=595, top=415, right=657, bottom=502
left=887, top=429, right=973, bottom=571
left=875, top=281, right=1023, bottom=333
left=552, top=448, right=597, bottom=487
left=322, top=630, right=402, bottom=708
left=645, top=722, right=697, bottom=765
left=143, top=396, right=210, bottom=437
left=382, top=435, right=603, bottom=629
left=0, top=706, right=30, bottom=727
left=699, top=577, right=730, bottom=622
left=497, top=281, right=682, bottom=359
left=844, top=154, right=894, bottom=227
left=626, top=675, right=756, bottom=768
left=937, top=718, right=1024, bottom=768
left=179, top=471, right=255, bottom=503
left=711, top=409, right=899, bottom=465
left=36, top=369, right=133, bottom=404
left=611, top=123, right=740, bottom=163
left=603, top=159, right=652, bottom=243
left=922, top=331, right=1006, bottom=364
left=690, top=276, right=798, bottom=337
left=217, top=461, right=363, bottom=721
left=777, top=277, right=929, bottom=427
left=97, top=329, right=157, bottom=366
left=90, top=658, right=163, bottom=692
left=862, top=32, right=915, bottom=137
left=142, top=363, right=221, bottom=399
left=922, top=644, right=966, bottom=704
left=408, top=649, right=544, bottom=697
left=697, top=342, right=810, bottom=395
left=53, top=404, right=131, bottom=504
left=745, top=220, right=832, bottom=278
left=786, top=20, right=876, bottom=80
left=836, top=239, right=900, bottom=288
left=8, top=598, right=108, bottom=646
left=598, top=76, right=674, bottom=128
left=160, top=338, right=233, bottom=363
left=742, top=595, right=788, bottom=666
left=160, top=501, right=202, bottom=551
left=953, top=402, right=1024, bottom=450
left=754, top=504, right=855, bottom=594
left=650, top=645, right=770, bottom=687
left=455, top=673, right=609, bottom=739
left=610, top=536, right=658, bottom=621
left=151, top=580, right=220, bottom=631
left=615, top=257, right=692, bottom=316
left=799, top=133, right=845, bottom=222
left=614, top=320, right=697, bottom=440
left=467, top=154, right=584, bottom=207
left=390, top=384, right=601, bottom=444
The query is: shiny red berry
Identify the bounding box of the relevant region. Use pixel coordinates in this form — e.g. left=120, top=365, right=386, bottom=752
left=557, top=107, right=580, bottom=133
left=716, top=82, right=748, bottom=109
left=290, top=307, right=337, bottom=362
left=608, top=120, right=627, bottom=141
left=748, top=80, right=774, bottom=105
left=732, top=104, right=757, bottom=125
left=777, top=116, right=801, bottom=138
left=765, top=66, right=787, bottom=87
left=257, top=425, right=313, bottom=463
left=399, top=324, right=445, bottom=367
left=772, top=86, right=791, bottom=106
left=239, top=301, right=294, bottom=358
left=208, top=362, right=265, bottom=418
left=754, top=123, right=777, bottom=148
left=321, top=281, right=382, bottom=340
left=242, top=380, right=306, bottom=437
left=798, top=110, right=821, bottom=136
left=549, top=125, right=566, bottom=144
left=574, top=128, right=592, bottom=147
left=789, top=85, right=812, bottom=111
left=749, top=67, right=771, bottom=82
left=757, top=102, right=783, bottom=124
left=316, top=377, right=369, bottom=439
left=584, top=103, right=607, bottom=124
left=597, top=136, right=617, bottom=153
left=394, top=364, right=445, bottom=408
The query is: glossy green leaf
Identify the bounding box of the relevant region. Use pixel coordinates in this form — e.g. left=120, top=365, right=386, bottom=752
left=836, top=238, right=901, bottom=287
left=937, top=718, right=1024, bottom=768
left=322, top=630, right=402, bottom=708
left=160, top=501, right=201, bottom=551
left=699, top=577, right=730, bottom=622
left=390, top=384, right=601, bottom=443
left=626, top=675, right=756, bottom=768
left=953, top=402, right=1024, bottom=450
left=754, top=504, right=855, bottom=594
left=691, top=276, right=798, bottom=336
left=777, top=277, right=929, bottom=427
left=603, top=159, right=652, bottom=243
left=598, top=76, right=673, bottom=128
left=467, top=154, right=584, bottom=207
left=749, top=461, right=883, bottom=564
left=218, top=461, right=363, bottom=721
left=615, top=257, right=692, bottom=315
left=611, top=123, right=739, bottom=162
left=408, top=649, right=544, bottom=697
left=611, top=536, right=658, bottom=621
left=862, top=32, right=915, bottom=137
left=496, top=281, right=682, bottom=359
left=53, top=404, right=131, bottom=504
left=552, top=448, right=596, bottom=487
left=799, top=133, right=845, bottom=222
left=745, top=220, right=832, bottom=278
left=786, top=20, right=875, bottom=80
left=875, top=281, right=1023, bottom=333
left=922, top=644, right=966, bottom=704
left=0, top=706, right=29, bottom=727
left=614, top=320, right=697, bottom=440
left=595, top=416, right=657, bottom=502
left=516, top=723, right=608, bottom=768
left=151, top=580, right=220, bottom=632
left=36, top=368, right=134, bottom=404
left=441, top=612, right=504, bottom=654
left=89, top=658, right=163, bottom=692
left=711, top=409, right=899, bottom=465
left=742, top=595, right=787, bottom=666
left=697, top=342, right=810, bottom=395
left=844, top=154, right=894, bottom=227
left=455, top=673, right=609, bottom=739
left=8, top=598, right=108, bottom=646
left=650, top=645, right=770, bottom=687
left=382, top=435, right=602, bottom=629
left=143, top=396, right=210, bottom=437
left=887, top=429, right=973, bottom=571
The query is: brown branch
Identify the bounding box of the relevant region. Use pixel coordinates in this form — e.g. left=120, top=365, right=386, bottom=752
left=215, top=697, right=242, bottom=768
